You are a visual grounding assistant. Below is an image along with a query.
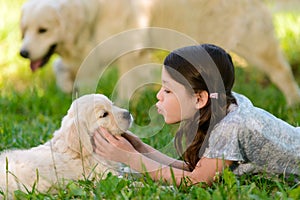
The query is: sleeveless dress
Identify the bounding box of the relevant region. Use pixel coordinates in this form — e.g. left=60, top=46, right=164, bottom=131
left=203, top=92, right=300, bottom=176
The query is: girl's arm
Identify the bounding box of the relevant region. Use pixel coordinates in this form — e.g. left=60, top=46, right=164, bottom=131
left=94, top=128, right=232, bottom=186
left=122, top=131, right=189, bottom=171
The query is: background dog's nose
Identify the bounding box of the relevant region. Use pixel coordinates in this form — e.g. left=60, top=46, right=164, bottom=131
left=123, top=111, right=131, bottom=120
left=20, top=50, right=29, bottom=58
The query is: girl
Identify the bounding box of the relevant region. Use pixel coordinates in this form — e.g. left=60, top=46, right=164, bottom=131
left=93, top=44, right=300, bottom=186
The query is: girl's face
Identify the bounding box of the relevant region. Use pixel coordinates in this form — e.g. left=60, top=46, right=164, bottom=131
left=156, top=67, right=200, bottom=124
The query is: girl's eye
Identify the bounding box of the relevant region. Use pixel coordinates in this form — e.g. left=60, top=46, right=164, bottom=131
left=160, top=86, right=172, bottom=94
left=164, top=89, right=171, bottom=94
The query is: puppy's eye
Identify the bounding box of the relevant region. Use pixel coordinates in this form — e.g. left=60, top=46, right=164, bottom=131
left=99, top=112, right=109, bottom=118
left=38, top=28, right=47, bottom=33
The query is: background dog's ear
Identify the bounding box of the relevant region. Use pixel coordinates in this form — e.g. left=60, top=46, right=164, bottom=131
left=64, top=117, right=93, bottom=158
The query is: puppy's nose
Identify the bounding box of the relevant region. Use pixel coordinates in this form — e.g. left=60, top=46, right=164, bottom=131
left=20, top=49, right=30, bottom=58
left=123, top=111, right=131, bottom=120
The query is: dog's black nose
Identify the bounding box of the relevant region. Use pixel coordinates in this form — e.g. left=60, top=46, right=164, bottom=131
left=20, top=50, right=29, bottom=58
left=123, top=111, right=131, bottom=120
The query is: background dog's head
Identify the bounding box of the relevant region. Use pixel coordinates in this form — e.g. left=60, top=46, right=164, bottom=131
left=61, top=94, right=133, bottom=157
left=20, top=0, right=63, bottom=71
left=19, top=0, right=98, bottom=71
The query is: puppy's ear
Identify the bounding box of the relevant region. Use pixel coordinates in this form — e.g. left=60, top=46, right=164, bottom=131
left=64, top=117, right=93, bottom=157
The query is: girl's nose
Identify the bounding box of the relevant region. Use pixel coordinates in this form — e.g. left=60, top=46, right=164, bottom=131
left=156, top=88, right=163, bottom=101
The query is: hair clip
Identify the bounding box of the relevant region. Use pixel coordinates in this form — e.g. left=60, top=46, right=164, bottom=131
left=209, top=93, right=218, bottom=99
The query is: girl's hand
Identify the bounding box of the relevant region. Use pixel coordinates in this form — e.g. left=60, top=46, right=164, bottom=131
left=122, top=131, right=146, bottom=152
left=93, top=127, right=138, bottom=163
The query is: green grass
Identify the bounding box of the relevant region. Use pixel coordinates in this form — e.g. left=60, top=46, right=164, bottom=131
left=1, top=0, right=300, bottom=199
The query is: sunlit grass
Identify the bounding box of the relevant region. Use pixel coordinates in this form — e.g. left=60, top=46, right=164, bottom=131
left=274, top=12, right=300, bottom=72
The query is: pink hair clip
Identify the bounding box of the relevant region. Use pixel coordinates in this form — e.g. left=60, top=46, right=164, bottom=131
left=209, top=93, right=218, bottom=99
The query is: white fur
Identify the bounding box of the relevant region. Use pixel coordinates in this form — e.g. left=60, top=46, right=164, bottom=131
left=0, top=94, right=132, bottom=198
left=19, top=0, right=300, bottom=106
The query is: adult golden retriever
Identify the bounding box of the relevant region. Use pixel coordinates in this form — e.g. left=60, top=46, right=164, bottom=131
left=19, top=0, right=300, bottom=106
left=0, top=94, right=132, bottom=198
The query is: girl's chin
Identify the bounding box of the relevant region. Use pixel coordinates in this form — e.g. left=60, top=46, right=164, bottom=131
left=164, top=120, right=172, bottom=124
left=157, top=109, right=180, bottom=124
left=164, top=117, right=180, bottom=124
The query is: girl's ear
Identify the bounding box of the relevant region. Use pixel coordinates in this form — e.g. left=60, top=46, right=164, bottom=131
left=195, top=91, right=208, bottom=109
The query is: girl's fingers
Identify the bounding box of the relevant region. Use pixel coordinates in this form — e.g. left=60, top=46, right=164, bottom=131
left=93, top=133, right=104, bottom=148
left=95, top=127, right=111, bottom=142
left=94, top=127, right=121, bottom=148
left=99, top=127, right=121, bottom=142
left=93, top=128, right=111, bottom=153
left=100, top=128, right=112, bottom=140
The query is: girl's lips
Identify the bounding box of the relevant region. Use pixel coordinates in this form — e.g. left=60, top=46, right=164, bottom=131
left=156, top=104, right=162, bottom=114
left=157, top=108, right=162, bottom=114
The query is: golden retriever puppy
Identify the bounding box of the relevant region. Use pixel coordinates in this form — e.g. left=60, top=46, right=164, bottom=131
left=19, top=0, right=300, bottom=106
left=0, top=94, right=132, bottom=198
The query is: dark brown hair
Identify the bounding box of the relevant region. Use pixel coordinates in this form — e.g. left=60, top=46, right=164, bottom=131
left=163, top=44, right=236, bottom=170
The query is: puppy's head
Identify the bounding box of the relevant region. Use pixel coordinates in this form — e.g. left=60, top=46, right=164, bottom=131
left=63, top=94, right=133, bottom=156
left=20, top=0, right=62, bottom=71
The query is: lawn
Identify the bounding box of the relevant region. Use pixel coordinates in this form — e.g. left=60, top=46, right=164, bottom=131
left=0, top=0, right=300, bottom=199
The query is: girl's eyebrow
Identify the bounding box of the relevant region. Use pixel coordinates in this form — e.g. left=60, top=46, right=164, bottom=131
left=162, top=80, right=171, bottom=88
left=162, top=79, right=170, bottom=84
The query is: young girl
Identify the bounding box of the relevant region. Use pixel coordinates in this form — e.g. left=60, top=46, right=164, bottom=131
left=93, top=44, right=300, bottom=186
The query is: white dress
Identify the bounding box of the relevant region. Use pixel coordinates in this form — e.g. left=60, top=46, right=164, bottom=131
left=203, top=92, right=300, bottom=176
